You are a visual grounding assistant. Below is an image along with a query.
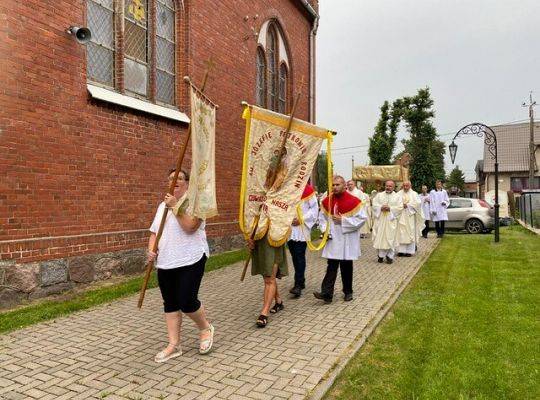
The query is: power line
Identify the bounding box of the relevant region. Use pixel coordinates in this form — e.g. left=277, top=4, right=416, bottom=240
left=331, top=118, right=532, bottom=152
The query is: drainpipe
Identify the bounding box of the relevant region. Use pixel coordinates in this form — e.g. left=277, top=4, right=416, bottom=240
left=299, top=1, right=320, bottom=187
left=299, top=0, right=320, bottom=123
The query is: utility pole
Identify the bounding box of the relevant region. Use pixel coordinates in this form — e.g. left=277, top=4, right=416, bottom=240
left=522, top=92, right=537, bottom=189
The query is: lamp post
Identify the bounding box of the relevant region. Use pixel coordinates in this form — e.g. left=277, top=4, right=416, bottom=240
left=450, top=123, right=499, bottom=242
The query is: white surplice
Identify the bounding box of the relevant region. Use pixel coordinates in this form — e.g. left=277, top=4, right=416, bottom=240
left=429, top=189, right=449, bottom=221
left=396, top=189, right=424, bottom=254
left=289, top=195, right=319, bottom=242
left=419, top=193, right=431, bottom=221
left=372, top=191, right=403, bottom=251
left=319, top=207, right=368, bottom=260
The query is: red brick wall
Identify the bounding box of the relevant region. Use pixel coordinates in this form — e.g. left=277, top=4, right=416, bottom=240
left=0, top=0, right=314, bottom=262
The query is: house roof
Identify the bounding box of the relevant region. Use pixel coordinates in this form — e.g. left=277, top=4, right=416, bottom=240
left=483, top=122, right=540, bottom=172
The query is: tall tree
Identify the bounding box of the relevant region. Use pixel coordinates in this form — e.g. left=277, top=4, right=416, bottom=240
left=446, top=165, right=466, bottom=193
left=396, top=88, right=445, bottom=191
left=368, top=101, right=397, bottom=165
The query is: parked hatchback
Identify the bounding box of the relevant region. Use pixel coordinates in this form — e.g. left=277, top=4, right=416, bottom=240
left=446, top=198, right=494, bottom=234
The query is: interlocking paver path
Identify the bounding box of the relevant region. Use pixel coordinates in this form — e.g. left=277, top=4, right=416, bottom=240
left=0, top=237, right=438, bottom=400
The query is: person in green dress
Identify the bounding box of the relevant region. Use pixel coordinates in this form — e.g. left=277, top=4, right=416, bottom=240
left=247, top=235, right=288, bottom=328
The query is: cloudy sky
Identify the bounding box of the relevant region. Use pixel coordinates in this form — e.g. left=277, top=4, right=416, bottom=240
left=316, top=0, right=540, bottom=181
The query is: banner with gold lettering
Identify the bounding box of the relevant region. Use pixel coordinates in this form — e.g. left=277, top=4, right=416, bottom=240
left=239, top=105, right=333, bottom=246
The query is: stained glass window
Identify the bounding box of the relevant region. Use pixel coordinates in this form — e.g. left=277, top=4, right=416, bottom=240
left=267, top=26, right=278, bottom=111
left=124, top=0, right=148, bottom=96
left=256, top=47, right=266, bottom=107
left=278, top=63, right=287, bottom=113
left=156, top=0, right=176, bottom=105
left=87, top=0, right=114, bottom=85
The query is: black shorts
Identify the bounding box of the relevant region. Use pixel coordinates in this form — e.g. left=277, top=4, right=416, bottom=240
left=157, top=254, right=207, bottom=313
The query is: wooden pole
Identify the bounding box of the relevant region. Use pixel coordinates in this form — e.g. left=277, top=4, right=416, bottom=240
left=137, top=70, right=212, bottom=309
left=240, top=89, right=303, bottom=281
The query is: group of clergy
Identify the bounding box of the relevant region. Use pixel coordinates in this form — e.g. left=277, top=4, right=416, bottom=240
left=346, top=178, right=449, bottom=264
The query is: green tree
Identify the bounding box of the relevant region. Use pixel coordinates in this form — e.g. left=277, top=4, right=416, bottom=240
left=368, top=101, right=397, bottom=165
left=395, top=88, right=445, bottom=191
left=446, top=165, right=466, bottom=193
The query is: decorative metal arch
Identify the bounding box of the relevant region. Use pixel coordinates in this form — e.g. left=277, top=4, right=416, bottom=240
left=453, top=123, right=497, bottom=161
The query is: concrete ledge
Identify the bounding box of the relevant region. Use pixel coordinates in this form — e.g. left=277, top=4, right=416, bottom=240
left=87, top=84, right=190, bottom=123
left=517, top=219, right=540, bottom=235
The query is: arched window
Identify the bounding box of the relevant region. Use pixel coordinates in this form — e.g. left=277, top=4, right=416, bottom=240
left=266, top=25, right=278, bottom=111
left=256, top=20, right=290, bottom=113
left=278, top=63, right=288, bottom=114
left=256, top=47, right=266, bottom=107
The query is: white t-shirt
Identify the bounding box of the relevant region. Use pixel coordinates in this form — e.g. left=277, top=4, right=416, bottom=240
left=149, top=202, right=210, bottom=269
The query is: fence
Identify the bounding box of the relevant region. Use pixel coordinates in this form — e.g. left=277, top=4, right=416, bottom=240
left=517, top=190, right=540, bottom=229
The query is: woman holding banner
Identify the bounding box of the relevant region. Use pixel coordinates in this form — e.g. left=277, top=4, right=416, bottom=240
left=147, top=168, right=214, bottom=362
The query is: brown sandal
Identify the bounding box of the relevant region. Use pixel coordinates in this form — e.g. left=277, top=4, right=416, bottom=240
left=256, top=314, right=268, bottom=328
left=270, top=301, right=284, bottom=314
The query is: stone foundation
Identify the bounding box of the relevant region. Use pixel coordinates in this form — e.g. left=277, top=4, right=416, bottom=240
left=0, top=234, right=244, bottom=309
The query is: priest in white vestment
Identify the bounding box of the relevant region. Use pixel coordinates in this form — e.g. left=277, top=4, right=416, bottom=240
left=429, top=180, right=449, bottom=238
left=419, top=185, right=431, bottom=238
left=288, top=183, right=319, bottom=297
left=372, top=180, right=403, bottom=264
left=396, top=181, right=424, bottom=256
left=346, top=180, right=362, bottom=199
left=314, top=176, right=367, bottom=303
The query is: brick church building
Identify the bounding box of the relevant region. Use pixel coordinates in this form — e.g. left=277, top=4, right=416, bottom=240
left=0, top=0, right=319, bottom=306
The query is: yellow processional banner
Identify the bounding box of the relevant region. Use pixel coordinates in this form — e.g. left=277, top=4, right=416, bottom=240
left=239, top=105, right=333, bottom=246
left=186, top=86, right=218, bottom=219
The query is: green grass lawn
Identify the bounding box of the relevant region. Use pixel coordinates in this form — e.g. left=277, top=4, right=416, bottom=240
left=0, top=248, right=248, bottom=334
left=324, top=226, right=539, bottom=400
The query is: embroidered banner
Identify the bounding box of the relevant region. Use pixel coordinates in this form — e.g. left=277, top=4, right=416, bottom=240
left=186, top=86, right=218, bottom=219
left=239, top=105, right=332, bottom=246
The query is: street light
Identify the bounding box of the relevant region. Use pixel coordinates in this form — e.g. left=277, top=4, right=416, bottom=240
left=450, top=123, right=500, bottom=242
left=449, top=140, right=458, bottom=164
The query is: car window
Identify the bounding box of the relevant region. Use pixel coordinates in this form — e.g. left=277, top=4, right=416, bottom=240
left=449, top=199, right=472, bottom=208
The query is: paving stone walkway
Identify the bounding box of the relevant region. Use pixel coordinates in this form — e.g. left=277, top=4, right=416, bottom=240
left=0, top=237, right=439, bottom=400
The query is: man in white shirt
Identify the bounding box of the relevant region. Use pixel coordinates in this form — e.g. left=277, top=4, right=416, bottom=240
left=419, top=185, right=431, bottom=238
left=313, top=176, right=368, bottom=303
left=429, top=180, right=449, bottom=238
left=288, top=183, right=319, bottom=297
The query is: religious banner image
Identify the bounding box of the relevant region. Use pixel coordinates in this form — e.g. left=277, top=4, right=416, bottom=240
left=239, top=105, right=333, bottom=246
left=185, top=86, right=218, bottom=219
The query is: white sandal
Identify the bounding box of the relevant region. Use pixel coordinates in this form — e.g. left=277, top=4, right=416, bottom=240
left=199, top=324, right=214, bottom=355
left=154, top=344, right=182, bottom=363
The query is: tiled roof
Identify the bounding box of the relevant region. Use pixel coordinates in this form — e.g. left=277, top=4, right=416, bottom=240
left=483, top=122, right=540, bottom=172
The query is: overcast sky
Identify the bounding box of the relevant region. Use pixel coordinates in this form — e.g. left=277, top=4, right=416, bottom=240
left=316, top=0, right=540, bottom=181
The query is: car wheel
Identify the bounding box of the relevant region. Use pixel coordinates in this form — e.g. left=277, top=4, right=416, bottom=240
left=465, top=218, right=484, bottom=234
